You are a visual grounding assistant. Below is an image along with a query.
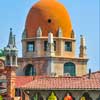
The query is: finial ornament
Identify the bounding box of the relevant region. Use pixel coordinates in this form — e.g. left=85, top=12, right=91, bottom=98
left=10, top=28, right=12, bottom=32
left=80, top=34, right=83, bottom=38
left=79, top=34, right=87, bottom=58
left=71, top=30, right=75, bottom=38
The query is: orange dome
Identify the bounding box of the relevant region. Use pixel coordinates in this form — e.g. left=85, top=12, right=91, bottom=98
left=25, top=0, right=72, bottom=38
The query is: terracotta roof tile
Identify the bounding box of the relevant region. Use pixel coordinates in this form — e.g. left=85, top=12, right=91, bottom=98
left=15, top=76, right=33, bottom=88
left=16, top=71, right=100, bottom=90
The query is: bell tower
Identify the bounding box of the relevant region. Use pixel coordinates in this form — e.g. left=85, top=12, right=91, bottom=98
left=4, top=28, right=18, bottom=100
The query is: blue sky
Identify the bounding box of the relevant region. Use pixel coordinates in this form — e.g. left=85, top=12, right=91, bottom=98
left=0, top=0, right=99, bottom=72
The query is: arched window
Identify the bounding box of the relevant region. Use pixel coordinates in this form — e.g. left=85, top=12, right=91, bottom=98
left=65, top=42, right=72, bottom=52
left=31, top=92, right=43, bottom=100
left=64, top=62, right=76, bottom=76
left=25, top=64, right=36, bottom=76
left=80, top=92, right=92, bottom=100
left=48, top=92, right=57, bottom=100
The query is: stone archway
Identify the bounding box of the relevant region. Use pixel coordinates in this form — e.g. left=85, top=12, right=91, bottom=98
left=80, top=92, right=92, bottom=100
left=31, top=92, right=44, bottom=100
left=47, top=92, right=58, bottom=100
left=63, top=92, right=75, bottom=100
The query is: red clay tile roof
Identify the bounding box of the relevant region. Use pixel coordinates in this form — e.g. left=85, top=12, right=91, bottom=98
left=15, top=76, right=48, bottom=88
left=16, top=71, right=100, bottom=90
left=15, top=76, right=33, bottom=88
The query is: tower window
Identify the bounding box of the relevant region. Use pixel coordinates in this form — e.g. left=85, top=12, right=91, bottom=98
left=44, top=41, right=56, bottom=51
left=25, top=64, right=36, bottom=76
left=27, top=41, right=35, bottom=52
left=44, top=41, right=48, bottom=51
left=64, top=62, right=76, bottom=76
left=54, top=41, right=56, bottom=51
left=65, top=42, right=72, bottom=51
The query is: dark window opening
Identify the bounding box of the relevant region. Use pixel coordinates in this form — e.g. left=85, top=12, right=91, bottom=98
left=80, top=92, right=92, bottom=100
left=65, top=42, right=72, bottom=51
left=15, top=88, right=21, bottom=96
left=12, top=56, right=16, bottom=65
left=64, top=62, right=76, bottom=76
left=48, top=19, right=51, bottom=23
left=27, top=41, right=35, bottom=52
left=6, top=55, right=10, bottom=65
left=54, top=41, right=56, bottom=51
left=44, top=41, right=48, bottom=51
left=25, top=64, right=36, bottom=76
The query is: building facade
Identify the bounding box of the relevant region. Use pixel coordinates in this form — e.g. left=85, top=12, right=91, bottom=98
left=0, top=0, right=100, bottom=100
left=17, top=0, right=88, bottom=77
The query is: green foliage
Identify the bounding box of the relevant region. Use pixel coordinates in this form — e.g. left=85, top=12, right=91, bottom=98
left=48, top=92, right=57, bottom=100
left=0, top=95, right=3, bottom=100
left=0, top=49, right=4, bottom=57
left=33, top=94, right=38, bottom=100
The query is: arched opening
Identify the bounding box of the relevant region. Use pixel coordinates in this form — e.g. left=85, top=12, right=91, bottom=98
left=47, top=92, right=58, bottom=100
left=31, top=92, right=43, bottom=100
left=12, top=55, right=16, bottom=65
left=63, top=92, right=75, bottom=100
left=6, top=55, right=10, bottom=65
left=64, top=62, right=76, bottom=76
left=80, top=92, right=92, bottom=100
left=24, top=64, right=36, bottom=76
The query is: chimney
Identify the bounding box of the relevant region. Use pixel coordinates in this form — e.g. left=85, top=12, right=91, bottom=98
left=88, top=68, right=91, bottom=79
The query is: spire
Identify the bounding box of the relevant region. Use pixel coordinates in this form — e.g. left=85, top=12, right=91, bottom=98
left=36, top=26, right=42, bottom=37
left=71, top=30, right=75, bottom=38
left=13, top=35, right=16, bottom=47
left=8, top=28, right=13, bottom=46
left=58, top=27, right=62, bottom=37
left=4, top=28, right=18, bottom=67
left=79, top=35, right=87, bottom=58
left=80, top=35, right=86, bottom=46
